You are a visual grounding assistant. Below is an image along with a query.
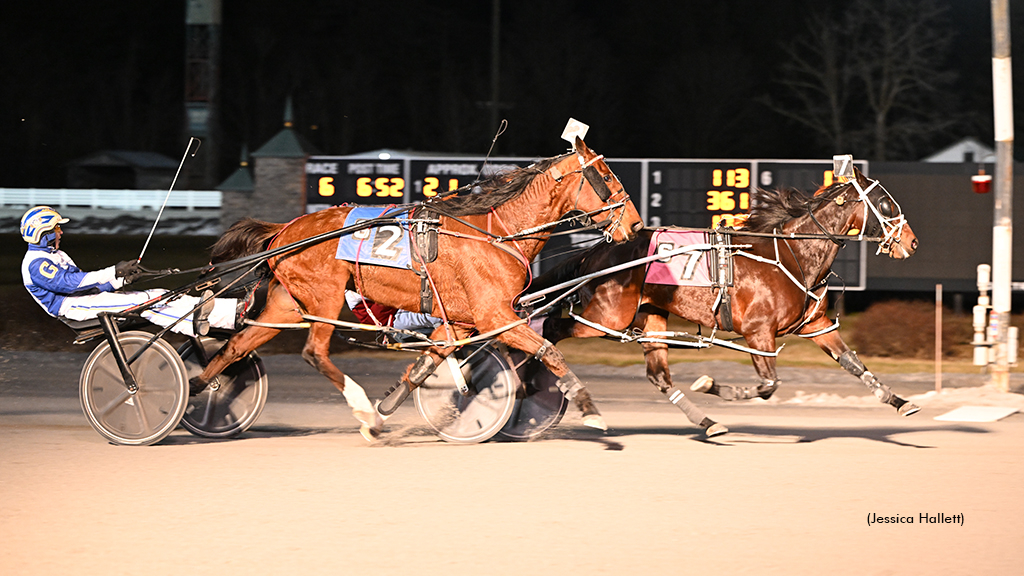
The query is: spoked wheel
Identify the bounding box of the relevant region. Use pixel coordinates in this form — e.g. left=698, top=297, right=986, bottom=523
left=79, top=331, right=188, bottom=446
left=177, top=337, right=268, bottom=439
left=414, top=342, right=517, bottom=444
left=497, top=351, right=568, bottom=441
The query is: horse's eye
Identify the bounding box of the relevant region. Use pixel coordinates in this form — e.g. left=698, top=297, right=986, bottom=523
left=604, top=174, right=612, bottom=182
left=878, top=198, right=893, bottom=217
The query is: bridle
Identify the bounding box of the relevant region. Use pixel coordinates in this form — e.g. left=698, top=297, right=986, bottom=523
left=807, top=176, right=907, bottom=256
left=547, top=153, right=631, bottom=242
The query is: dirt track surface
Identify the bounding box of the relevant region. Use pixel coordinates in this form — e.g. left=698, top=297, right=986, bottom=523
left=3, top=350, right=1024, bottom=575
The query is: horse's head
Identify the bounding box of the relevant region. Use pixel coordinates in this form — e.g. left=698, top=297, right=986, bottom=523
left=557, top=137, right=644, bottom=242
left=835, top=168, right=918, bottom=259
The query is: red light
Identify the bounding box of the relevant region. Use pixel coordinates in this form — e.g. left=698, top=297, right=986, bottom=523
left=972, top=173, right=992, bottom=194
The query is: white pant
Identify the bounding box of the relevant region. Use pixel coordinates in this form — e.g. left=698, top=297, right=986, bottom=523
left=59, top=289, right=237, bottom=337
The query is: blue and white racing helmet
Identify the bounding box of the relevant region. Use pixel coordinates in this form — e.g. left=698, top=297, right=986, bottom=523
left=20, top=206, right=69, bottom=244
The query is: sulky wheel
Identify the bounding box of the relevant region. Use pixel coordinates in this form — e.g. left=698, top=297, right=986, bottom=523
left=496, top=351, right=568, bottom=441
left=79, top=331, right=189, bottom=446
left=413, top=342, right=517, bottom=444
left=177, top=337, right=268, bottom=439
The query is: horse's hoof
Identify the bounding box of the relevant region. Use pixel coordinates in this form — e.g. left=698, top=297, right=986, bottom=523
left=898, top=402, right=921, bottom=417
left=690, top=375, right=714, bottom=393
left=582, top=414, right=608, bottom=431
left=354, top=410, right=385, bottom=442
left=705, top=422, right=729, bottom=437
left=359, top=424, right=381, bottom=442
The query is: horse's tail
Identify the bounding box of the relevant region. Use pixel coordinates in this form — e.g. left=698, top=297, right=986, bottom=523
left=209, top=218, right=287, bottom=263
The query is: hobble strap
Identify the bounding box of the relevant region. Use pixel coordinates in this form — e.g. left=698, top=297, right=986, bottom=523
left=535, top=339, right=554, bottom=361
left=555, top=372, right=585, bottom=401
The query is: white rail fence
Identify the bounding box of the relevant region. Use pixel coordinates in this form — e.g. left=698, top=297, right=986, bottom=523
left=0, top=188, right=221, bottom=211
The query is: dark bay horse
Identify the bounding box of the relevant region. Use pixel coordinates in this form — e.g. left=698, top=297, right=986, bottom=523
left=190, top=138, right=644, bottom=438
left=539, top=167, right=920, bottom=436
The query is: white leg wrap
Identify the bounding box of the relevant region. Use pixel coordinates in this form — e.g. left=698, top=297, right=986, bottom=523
left=342, top=375, right=374, bottom=414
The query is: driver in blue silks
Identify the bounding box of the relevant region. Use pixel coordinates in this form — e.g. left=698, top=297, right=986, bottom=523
left=19, top=206, right=240, bottom=337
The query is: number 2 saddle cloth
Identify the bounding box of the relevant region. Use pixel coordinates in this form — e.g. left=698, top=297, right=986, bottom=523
left=645, top=229, right=715, bottom=287
left=335, top=207, right=413, bottom=269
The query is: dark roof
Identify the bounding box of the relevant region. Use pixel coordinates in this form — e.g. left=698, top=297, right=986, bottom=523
left=251, top=128, right=319, bottom=159
left=217, top=164, right=254, bottom=191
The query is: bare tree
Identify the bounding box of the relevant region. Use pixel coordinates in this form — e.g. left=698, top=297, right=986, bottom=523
left=764, top=9, right=853, bottom=154
left=766, top=0, right=959, bottom=160
left=847, top=0, right=958, bottom=160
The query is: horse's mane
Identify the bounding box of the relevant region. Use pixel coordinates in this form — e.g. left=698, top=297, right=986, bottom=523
left=739, top=181, right=848, bottom=233
left=423, top=154, right=568, bottom=216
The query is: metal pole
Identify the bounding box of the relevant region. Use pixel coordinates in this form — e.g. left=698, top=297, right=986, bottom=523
left=936, top=283, right=943, bottom=393
left=991, top=0, right=1014, bottom=392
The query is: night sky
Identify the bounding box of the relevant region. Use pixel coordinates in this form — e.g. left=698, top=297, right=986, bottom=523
left=0, top=1, right=1009, bottom=189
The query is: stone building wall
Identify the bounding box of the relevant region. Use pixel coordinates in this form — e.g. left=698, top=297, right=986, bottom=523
left=220, top=156, right=306, bottom=229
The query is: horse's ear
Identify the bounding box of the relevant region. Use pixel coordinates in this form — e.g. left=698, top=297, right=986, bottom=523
left=852, top=166, right=869, bottom=185
left=574, top=136, right=592, bottom=158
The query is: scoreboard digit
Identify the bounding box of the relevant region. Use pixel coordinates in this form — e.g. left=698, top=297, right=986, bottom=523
left=647, top=161, right=754, bottom=228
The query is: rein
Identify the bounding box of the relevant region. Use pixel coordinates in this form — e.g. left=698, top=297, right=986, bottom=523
left=806, top=204, right=846, bottom=247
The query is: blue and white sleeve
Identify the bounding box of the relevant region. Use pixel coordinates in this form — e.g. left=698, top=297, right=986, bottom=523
left=27, top=259, right=125, bottom=295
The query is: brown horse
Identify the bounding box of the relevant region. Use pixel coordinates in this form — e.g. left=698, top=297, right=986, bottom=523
left=538, top=167, right=920, bottom=436
left=190, top=138, right=644, bottom=439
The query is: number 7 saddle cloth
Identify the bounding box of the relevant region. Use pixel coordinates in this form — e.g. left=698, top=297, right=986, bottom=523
left=645, top=229, right=715, bottom=287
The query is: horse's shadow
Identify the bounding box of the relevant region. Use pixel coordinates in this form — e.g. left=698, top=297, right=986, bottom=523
left=595, top=423, right=992, bottom=449
left=157, top=424, right=357, bottom=446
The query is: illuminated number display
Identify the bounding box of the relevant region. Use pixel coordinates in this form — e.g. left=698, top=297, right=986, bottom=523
left=411, top=160, right=481, bottom=199
left=409, top=160, right=530, bottom=200
left=647, top=162, right=755, bottom=228
left=356, top=176, right=405, bottom=198
left=306, top=160, right=405, bottom=210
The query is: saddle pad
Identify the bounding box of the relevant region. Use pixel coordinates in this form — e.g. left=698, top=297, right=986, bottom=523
left=335, top=207, right=412, bottom=269
left=645, top=230, right=714, bottom=287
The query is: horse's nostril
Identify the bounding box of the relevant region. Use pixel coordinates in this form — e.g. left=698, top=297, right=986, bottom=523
left=632, top=221, right=644, bottom=233
left=911, top=238, right=918, bottom=250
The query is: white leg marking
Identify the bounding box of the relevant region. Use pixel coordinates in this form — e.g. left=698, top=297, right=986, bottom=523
left=342, top=375, right=374, bottom=413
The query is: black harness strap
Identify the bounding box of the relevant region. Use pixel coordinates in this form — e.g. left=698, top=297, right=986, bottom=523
left=717, top=292, right=734, bottom=332
left=807, top=205, right=846, bottom=247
